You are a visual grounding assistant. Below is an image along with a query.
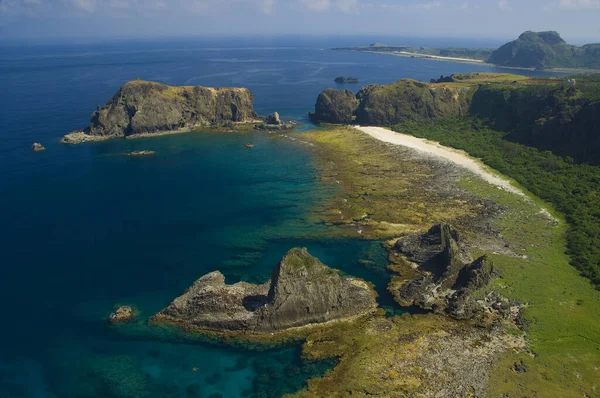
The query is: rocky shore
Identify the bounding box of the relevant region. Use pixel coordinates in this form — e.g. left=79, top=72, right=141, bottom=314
left=388, top=224, right=523, bottom=326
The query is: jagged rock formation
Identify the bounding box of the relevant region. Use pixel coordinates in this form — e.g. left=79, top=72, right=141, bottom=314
left=255, top=111, right=296, bottom=131
left=389, top=224, right=520, bottom=324
left=309, top=88, right=359, bottom=124
left=62, top=80, right=257, bottom=143
left=487, top=31, right=600, bottom=69
left=151, top=248, right=377, bottom=334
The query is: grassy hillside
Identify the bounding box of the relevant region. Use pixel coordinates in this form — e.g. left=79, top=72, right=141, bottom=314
left=487, top=31, right=600, bottom=69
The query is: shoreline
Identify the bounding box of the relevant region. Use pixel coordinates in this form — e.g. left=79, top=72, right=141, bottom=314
left=354, top=126, right=526, bottom=197
left=60, top=119, right=269, bottom=144
left=339, top=49, right=600, bottom=74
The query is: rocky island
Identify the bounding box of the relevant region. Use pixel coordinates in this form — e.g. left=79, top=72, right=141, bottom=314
left=150, top=248, right=377, bottom=335
left=62, top=79, right=259, bottom=144
left=334, top=76, right=359, bottom=84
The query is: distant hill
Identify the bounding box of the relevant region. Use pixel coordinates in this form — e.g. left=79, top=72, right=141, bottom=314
left=487, top=31, right=600, bottom=69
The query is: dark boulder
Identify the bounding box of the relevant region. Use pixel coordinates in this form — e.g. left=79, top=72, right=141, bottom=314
left=389, top=224, right=516, bottom=324
left=266, top=112, right=281, bottom=125
left=309, top=88, right=359, bottom=124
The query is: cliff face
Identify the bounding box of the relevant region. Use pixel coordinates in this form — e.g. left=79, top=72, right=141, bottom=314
left=309, top=88, right=359, bottom=124
left=470, top=82, right=600, bottom=163
left=310, top=79, right=474, bottom=126
left=311, top=73, right=600, bottom=164
left=151, top=248, right=377, bottom=334
left=354, top=80, right=473, bottom=125
left=75, top=80, right=257, bottom=139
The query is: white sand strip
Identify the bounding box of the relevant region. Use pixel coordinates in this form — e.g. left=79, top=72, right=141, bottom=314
left=355, top=126, right=525, bottom=197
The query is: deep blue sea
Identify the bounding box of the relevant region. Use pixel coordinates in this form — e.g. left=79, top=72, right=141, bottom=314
left=0, top=36, right=567, bottom=398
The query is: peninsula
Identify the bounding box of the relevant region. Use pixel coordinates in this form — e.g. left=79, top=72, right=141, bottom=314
left=333, top=31, right=600, bottom=71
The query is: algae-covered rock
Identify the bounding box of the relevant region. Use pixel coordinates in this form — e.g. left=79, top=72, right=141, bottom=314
left=310, top=79, right=473, bottom=125
left=309, top=88, right=359, bottom=124
left=389, top=224, right=514, bottom=323
left=151, top=248, right=377, bottom=334
left=63, top=80, right=257, bottom=143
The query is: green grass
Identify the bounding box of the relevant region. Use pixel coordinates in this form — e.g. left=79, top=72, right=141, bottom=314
left=393, top=118, right=600, bottom=288
left=456, top=176, right=600, bottom=397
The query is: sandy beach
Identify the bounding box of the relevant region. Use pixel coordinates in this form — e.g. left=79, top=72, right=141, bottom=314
left=397, top=51, right=485, bottom=63
left=355, top=126, right=525, bottom=197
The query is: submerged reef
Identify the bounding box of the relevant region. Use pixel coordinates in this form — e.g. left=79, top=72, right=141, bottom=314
left=150, top=248, right=378, bottom=335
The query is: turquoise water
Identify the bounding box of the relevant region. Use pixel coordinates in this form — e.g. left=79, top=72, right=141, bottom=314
left=0, top=37, right=566, bottom=397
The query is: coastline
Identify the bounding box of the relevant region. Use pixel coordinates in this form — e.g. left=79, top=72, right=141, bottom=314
left=60, top=119, right=267, bottom=144
left=338, top=49, right=600, bottom=73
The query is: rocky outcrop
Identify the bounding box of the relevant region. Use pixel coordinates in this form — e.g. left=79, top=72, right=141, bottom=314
left=109, top=305, right=135, bottom=324
left=151, top=248, right=377, bottom=334
left=254, top=111, right=297, bottom=131
left=62, top=80, right=257, bottom=143
left=128, top=150, right=155, bottom=156
left=334, top=77, right=359, bottom=84
left=31, top=142, right=45, bottom=152
left=309, top=88, right=360, bottom=124
left=266, top=112, right=281, bottom=125
left=310, top=80, right=473, bottom=125
left=389, top=224, right=520, bottom=324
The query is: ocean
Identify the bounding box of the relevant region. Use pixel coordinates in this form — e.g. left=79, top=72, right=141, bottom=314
left=0, top=36, right=566, bottom=398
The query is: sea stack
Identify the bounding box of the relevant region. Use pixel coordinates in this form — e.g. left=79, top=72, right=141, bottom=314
left=150, top=248, right=378, bottom=334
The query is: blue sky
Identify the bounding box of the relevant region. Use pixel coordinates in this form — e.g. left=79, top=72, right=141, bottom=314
left=1, top=0, right=599, bottom=42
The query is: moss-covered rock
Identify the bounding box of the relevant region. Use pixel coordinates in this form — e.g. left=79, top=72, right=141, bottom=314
left=309, top=88, right=359, bottom=124
left=63, top=80, right=257, bottom=142
left=150, top=248, right=377, bottom=334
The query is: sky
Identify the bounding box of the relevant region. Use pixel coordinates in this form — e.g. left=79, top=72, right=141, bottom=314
left=1, top=0, right=599, bottom=43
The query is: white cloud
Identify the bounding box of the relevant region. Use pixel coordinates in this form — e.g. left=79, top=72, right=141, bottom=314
left=261, top=0, right=276, bottom=14
left=71, top=0, right=96, bottom=12
left=301, top=0, right=331, bottom=11
left=498, top=0, right=511, bottom=10
left=336, top=0, right=358, bottom=12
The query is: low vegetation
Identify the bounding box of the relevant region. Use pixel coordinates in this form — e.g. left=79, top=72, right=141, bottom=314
left=393, top=117, right=600, bottom=288
left=487, top=30, right=600, bottom=69
left=299, top=126, right=600, bottom=396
